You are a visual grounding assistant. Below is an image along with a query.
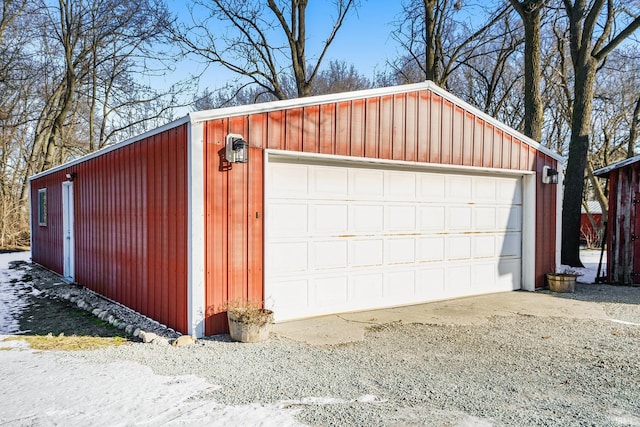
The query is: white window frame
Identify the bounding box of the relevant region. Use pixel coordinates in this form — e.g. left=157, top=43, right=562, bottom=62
left=38, top=188, right=47, bottom=226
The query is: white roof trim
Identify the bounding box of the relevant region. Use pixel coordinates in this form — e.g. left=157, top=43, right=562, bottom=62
left=30, top=80, right=563, bottom=181
left=29, top=115, right=191, bottom=181
left=593, top=155, right=640, bottom=177
left=189, top=80, right=563, bottom=162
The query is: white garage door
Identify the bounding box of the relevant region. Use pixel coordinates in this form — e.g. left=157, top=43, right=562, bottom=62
left=265, top=157, right=522, bottom=322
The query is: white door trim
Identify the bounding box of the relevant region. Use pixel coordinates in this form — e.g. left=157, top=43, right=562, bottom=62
left=62, top=181, right=74, bottom=282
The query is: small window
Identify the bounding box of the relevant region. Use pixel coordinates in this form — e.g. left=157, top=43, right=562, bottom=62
left=38, top=188, right=47, bottom=226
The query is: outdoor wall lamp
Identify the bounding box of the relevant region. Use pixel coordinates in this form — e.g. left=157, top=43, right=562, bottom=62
left=225, top=133, right=249, bottom=164
left=542, top=165, right=559, bottom=184
left=65, top=172, right=77, bottom=181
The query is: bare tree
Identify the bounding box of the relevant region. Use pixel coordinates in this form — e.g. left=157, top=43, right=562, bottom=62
left=389, top=0, right=511, bottom=87
left=560, top=0, right=640, bottom=267
left=174, top=0, right=357, bottom=100
left=509, top=0, right=546, bottom=140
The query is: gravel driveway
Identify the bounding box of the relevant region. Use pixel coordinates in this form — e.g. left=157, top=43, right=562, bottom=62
left=60, top=284, right=640, bottom=427
left=2, top=255, right=639, bottom=426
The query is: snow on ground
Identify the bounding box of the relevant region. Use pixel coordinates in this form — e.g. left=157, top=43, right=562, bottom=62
left=0, top=251, right=32, bottom=334
left=0, top=251, right=305, bottom=426
left=560, top=248, right=607, bottom=284
left=0, top=249, right=614, bottom=426
left=0, top=340, right=305, bottom=426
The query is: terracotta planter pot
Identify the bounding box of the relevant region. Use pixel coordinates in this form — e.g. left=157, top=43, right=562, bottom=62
left=546, top=273, right=577, bottom=293
left=227, top=308, right=274, bottom=343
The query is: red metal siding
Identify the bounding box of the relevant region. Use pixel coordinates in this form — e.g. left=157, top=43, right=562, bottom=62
left=201, top=87, right=559, bottom=335
left=30, top=124, right=189, bottom=334
left=203, top=117, right=264, bottom=334
left=31, top=174, right=64, bottom=272
left=606, top=163, right=640, bottom=284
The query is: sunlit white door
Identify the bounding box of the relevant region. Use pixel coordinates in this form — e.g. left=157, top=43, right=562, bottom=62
left=62, top=181, right=74, bottom=282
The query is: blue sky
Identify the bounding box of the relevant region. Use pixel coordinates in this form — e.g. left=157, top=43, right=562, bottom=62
left=163, top=0, right=493, bottom=102
left=165, top=0, right=404, bottom=91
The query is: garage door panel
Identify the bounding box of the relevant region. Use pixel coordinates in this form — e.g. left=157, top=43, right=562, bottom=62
left=497, top=259, right=521, bottom=290
left=448, top=206, right=472, bottom=230
left=498, top=178, right=522, bottom=204
left=498, top=233, right=522, bottom=257
left=349, top=239, right=383, bottom=267
left=269, top=163, right=308, bottom=197
left=498, top=206, right=522, bottom=231
left=473, top=263, right=496, bottom=289
left=474, top=177, right=497, bottom=201
left=269, top=203, right=308, bottom=236
left=417, top=237, right=445, bottom=262
left=475, top=207, right=497, bottom=230
left=349, top=169, right=384, bottom=198
left=312, top=276, right=348, bottom=307
left=350, top=273, right=384, bottom=302
left=384, top=270, right=416, bottom=301
left=447, top=265, right=472, bottom=295
left=269, top=242, right=308, bottom=274
left=312, top=240, right=348, bottom=270
left=310, top=166, right=348, bottom=198
left=417, top=174, right=445, bottom=200
left=447, top=236, right=472, bottom=260
left=387, top=205, right=416, bottom=231
left=310, top=203, right=348, bottom=234
left=416, top=268, right=445, bottom=298
left=447, top=176, right=472, bottom=200
left=473, top=235, right=496, bottom=258
left=351, top=204, right=384, bottom=232
left=385, top=238, right=416, bottom=264
left=266, top=160, right=523, bottom=322
left=418, top=206, right=446, bottom=231
left=269, top=279, right=308, bottom=321
left=385, top=172, right=416, bottom=199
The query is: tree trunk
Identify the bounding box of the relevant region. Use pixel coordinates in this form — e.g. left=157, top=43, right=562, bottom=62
left=521, top=5, right=543, bottom=141
left=423, top=0, right=437, bottom=81
left=561, top=62, right=597, bottom=267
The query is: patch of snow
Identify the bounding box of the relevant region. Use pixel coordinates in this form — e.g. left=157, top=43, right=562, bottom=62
left=0, top=251, right=31, bottom=334
left=0, top=343, right=305, bottom=427
left=558, top=249, right=607, bottom=284
left=608, top=319, right=640, bottom=326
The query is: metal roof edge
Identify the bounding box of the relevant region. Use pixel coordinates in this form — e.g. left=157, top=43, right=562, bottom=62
left=190, top=80, right=563, bottom=163
left=423, top=81, right=564, bottom=163
left=593, top=154, right=640, bottom=177
left=29, top=115, right=191, bottom=181
left=187, top=82, right=432, bottom=123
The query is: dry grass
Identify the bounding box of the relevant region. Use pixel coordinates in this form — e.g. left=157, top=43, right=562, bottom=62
left=2, top=333, right=128, bottom=351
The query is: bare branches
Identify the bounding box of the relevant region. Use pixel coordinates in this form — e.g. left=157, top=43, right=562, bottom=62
left=174, top=0, right=357, bottom=99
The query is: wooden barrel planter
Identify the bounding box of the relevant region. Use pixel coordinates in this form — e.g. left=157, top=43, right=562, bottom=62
left=546, top=273, right=578, bottom=293
left=227, top=306, right=274, bottom=343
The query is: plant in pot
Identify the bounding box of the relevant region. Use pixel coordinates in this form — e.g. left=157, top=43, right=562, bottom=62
left=546, top=268, right=582, bottom=293
left=225, top=300, right=274, bottom=343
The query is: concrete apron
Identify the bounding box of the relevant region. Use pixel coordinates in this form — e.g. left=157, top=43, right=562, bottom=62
left=271, top=291, right=608, bottom=346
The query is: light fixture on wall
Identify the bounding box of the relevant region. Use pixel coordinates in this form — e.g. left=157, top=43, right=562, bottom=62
left=65, top=172, right=77, bottom=181
left=225, top=133, right=249, bottom=164
left=542, top=165, right=558, bottom=184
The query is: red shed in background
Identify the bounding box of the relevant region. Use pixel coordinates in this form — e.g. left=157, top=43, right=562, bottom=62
left=580, top=201, right=604, bottom=248
left=594, top=156, right=640, bottom=285
left=30, top=82, right=564, bottom=337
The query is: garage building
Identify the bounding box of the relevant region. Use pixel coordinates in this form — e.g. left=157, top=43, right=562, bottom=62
left=29, top=82, right=562, bottom=337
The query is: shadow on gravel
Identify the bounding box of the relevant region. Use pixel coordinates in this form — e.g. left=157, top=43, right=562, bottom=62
left=541, top=283, right=640, bottom=305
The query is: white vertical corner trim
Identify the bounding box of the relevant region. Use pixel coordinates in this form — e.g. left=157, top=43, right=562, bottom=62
left=262, top=151, right=272, bottom=312
left=62, top=181, right=75, bottom=282
left=555, top=170, right=564, bottom=272
left=521, top=173, right=537, bottom=291
left=187, top=122, right=206, bottom=338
